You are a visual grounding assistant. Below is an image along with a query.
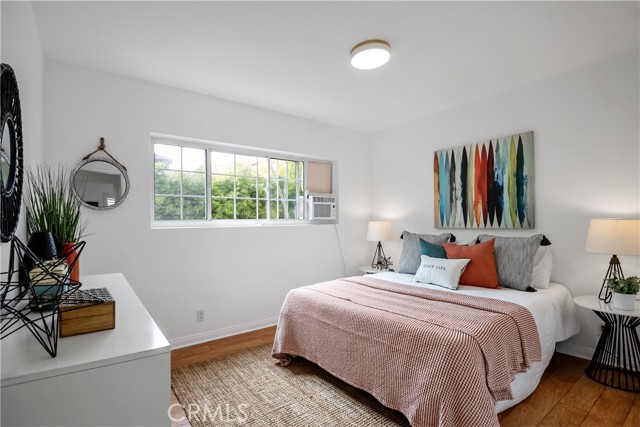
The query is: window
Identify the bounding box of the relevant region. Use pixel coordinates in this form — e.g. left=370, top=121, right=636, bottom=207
left=153, top=137, right=330, bottom=224
left=209, top=153, right=303, bottom=220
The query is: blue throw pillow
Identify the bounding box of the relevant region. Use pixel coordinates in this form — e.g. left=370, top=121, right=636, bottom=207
left=419, top=238, right=447, bottom=259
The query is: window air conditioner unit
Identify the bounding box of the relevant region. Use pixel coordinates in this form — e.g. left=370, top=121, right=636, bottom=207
left=308, top=193, right=336, bottom=220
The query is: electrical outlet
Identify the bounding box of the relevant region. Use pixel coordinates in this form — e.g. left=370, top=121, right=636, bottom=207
left=196, top=310, right=204, bottom=322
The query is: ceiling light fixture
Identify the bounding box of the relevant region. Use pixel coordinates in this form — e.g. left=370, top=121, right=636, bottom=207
left=350, top=40, right=390, bottom=70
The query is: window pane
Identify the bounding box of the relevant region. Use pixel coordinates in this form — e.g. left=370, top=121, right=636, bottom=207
left=288, top=161, right=296, bottom=179
left=257, top=178, right=267, bottom=198
left=236, top=177, right=257, bottom=198
left=182, top=147, right=205, bottom=172
left=154, top=144, right=181, bottom=170
left=277, top=200, right=289, bottom=219
left=182, top=172, right=205, bottom=196
left=154, top=196, right=181, bottom=220
left=212, top=198, right=234, bottom=219
left=155, top=170, right=181, bottom=194
left=236, top=155, right=257, bottom=177
left=272, top=158, right=287, bottom=179
left=288, top=202, right=297, bottom=220
left=183, top=197, right=206, bottom=220
left=258, top=200, right=267, bottom=219
left=257, top=158, right=268, bottom=178
left=211, top=174, right=234, bottom=197
left=298, top=162, right=304, bottom=183
left=287, top=180, right=297, bottom=199
left=269, top=180, right=278, bottom=199
left=278, top=180, right=285, bottom=198
left=211, top=152, right=234, bottom=175
left=269, top=201, right=278, bottom=219
left=236, top=199, right=257, bottom=219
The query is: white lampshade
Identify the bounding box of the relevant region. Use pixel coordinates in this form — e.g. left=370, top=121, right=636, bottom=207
left=586, top=218, right=640, bottom=255
left=367, top=221, right=392, bottom=242
left=350, top=40, right=390, bottom=70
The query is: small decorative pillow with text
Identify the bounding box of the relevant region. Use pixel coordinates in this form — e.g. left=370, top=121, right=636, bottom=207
left=412, top=255, right=471, bottom=290
left=398, top=231, right=453, bottom=274
left=442, top=239, right=500, bottom=288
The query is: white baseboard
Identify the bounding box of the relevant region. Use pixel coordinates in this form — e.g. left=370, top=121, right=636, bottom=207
left=556, top=341, right=594, bottom=361
left=169, top=316, right=279, bottom=350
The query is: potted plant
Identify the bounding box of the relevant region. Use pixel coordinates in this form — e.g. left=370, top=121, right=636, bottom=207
left=607, top=276, right=640, bottom=311
left=24, top=164, right=87, bottom=283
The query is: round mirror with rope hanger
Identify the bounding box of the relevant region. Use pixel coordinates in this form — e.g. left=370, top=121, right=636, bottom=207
left=72, top=137, right=130, bottom=210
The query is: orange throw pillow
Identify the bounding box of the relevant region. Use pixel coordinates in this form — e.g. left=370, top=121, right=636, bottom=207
left=442, top=239, right=499, bottom=288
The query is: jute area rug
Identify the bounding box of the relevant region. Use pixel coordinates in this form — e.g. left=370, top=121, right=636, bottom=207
left=171, top=343, right=410, bottom=427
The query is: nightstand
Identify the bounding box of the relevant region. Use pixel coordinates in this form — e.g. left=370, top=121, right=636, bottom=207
left=358, top=266, right=390, bottom=275
left=573, top=295, right=640, bottom=391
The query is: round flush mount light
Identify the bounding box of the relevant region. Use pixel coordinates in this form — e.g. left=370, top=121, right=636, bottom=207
left=350, top=40, right=390, bottom=70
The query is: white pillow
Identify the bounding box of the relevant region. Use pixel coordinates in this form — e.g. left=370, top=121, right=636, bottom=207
left=532, top=245, right=553, bottom=289
left=412, top=255, right=471, bottom=290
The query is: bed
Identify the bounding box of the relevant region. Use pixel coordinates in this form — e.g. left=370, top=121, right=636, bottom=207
left=272, top=269, right=579, bottom=427
left=373, top=271, right=580, bottom=412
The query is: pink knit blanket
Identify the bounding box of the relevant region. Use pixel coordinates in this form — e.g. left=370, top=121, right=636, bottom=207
left=272, top=276, right=541, bottom=427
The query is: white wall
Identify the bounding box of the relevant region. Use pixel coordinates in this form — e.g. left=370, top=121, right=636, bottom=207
left=1, top=2, right=45, bottom=267
left=43, top=62, right=371, bottom=346
left=371, top=51, right=640, bottom=358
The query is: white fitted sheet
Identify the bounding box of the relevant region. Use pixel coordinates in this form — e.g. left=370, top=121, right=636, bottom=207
left=369, top=271, right=580, bottom=412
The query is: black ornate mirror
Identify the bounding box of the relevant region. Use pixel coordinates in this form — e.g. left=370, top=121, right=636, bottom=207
left=0, top=64, right=24, bottom=242
left=72, top=158, right=130, bottom=210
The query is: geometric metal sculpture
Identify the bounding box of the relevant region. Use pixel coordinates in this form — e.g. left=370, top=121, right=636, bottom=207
left=0, top=236, right=100, bottom=357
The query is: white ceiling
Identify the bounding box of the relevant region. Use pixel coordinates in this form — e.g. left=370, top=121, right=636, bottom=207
left=32, top=1, right=639, bottom=133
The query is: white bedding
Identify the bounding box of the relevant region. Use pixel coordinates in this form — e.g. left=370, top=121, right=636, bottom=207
left=370, top=271, right=580, bottom=412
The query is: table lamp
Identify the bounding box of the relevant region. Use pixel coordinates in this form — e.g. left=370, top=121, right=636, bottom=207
left=586, top=218, right=640, bottom=303
left=367, top=221, right=392, bottom=269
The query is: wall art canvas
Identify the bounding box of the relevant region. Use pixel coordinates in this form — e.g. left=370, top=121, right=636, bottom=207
left=434, top=131, right=534, bottom=229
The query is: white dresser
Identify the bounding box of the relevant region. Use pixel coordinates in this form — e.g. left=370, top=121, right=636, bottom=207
left=1, top=273, right=171, bottom=426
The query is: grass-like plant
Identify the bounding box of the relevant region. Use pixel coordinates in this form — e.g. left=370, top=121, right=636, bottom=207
left=24, top=164, right=86, bottom=252
left=607, top=276, right=640, bottom=295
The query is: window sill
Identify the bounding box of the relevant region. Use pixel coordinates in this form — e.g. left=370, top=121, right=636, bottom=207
left=150, top=219, right=337, bottom=229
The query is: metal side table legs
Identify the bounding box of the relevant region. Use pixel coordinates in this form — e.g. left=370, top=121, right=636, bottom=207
left=587, top=311, right=640, bottom=392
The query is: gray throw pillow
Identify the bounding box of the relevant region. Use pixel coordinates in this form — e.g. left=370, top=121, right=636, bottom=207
left=398, top=231, right=452, bottom=274
left=477, top=234, right=544, bottom=291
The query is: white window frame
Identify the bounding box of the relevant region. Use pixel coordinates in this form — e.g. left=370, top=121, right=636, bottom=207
left=150, top=133, right=337, bottom=228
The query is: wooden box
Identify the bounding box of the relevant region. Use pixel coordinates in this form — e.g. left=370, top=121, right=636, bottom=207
left=59, top=288, right=115, bottom=338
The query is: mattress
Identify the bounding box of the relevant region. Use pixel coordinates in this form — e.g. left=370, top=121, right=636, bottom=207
left=369, top=271, right=580, bottom=412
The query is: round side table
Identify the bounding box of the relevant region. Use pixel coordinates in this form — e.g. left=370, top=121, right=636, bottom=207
left=574, top=295, right=640, bottom=392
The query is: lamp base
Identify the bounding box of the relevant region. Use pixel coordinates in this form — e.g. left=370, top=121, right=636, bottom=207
left=370, top=241, right=390, bottom=270
left=599, top=254, right=624, bottom=303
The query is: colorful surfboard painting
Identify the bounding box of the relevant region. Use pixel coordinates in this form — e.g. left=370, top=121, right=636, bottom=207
left=434, top=131, right=534, bottom=229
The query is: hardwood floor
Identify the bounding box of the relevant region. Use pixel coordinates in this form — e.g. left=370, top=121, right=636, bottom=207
left=171, top=327, right=640, bottom=426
